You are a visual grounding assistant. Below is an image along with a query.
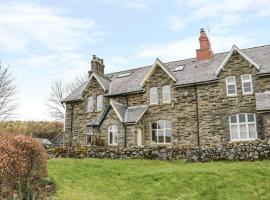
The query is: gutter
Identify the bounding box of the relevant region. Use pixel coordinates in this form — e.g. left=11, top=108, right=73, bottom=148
left=104, top=90, right=144, bottom=97
left=257, top=72, right=270, bottom=77
left=257, top=110, right=270, bottom=114
left=175, top=79, right=219, bottom=88
left=70, top=103, right=74, bottom=147
left=195, top=85, right=200, bottom=147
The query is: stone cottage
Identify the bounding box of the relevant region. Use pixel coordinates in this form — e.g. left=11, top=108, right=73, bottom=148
left=63, top=29, right=270, bottom=148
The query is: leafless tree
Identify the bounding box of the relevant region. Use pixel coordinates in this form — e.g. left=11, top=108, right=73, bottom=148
left=0, top=63, right=17, bottom=120
left=47, top=73, right=88, bottom=120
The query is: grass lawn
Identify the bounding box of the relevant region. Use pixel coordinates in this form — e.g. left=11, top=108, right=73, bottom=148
left=48, top=158, right=270, bottom=200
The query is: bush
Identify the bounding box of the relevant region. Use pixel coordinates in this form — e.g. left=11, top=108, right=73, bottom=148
left=0, top=133, right=47, bottom=199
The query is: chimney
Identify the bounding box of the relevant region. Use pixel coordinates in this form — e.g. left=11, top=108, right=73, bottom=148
left=196, top=28, right=213, bottom=61
left=90, top=55, right=105, bottom=75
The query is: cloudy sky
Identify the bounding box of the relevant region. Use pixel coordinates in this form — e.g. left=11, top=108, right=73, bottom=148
left=1, top=0, right=270, bottom=121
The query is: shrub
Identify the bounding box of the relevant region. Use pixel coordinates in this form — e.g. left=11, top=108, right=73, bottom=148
left=0, top=133, right=47, bottom=199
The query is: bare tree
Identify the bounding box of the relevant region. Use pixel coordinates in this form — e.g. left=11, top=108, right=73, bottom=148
left=0, top=63, right=17, bottom=120
left=47, top=73, right=88, bottom=120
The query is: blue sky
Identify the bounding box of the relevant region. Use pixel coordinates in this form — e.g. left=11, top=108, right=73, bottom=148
left=0, top=0, right=270, bottom=121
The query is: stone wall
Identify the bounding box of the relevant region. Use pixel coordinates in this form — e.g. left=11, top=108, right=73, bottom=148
left=48, top=139, right=270, bottom=162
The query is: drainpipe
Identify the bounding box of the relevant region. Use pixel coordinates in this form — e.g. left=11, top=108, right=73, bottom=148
left=70, top=103, right=74, bottom=147
left=124, top=124, right=127, bottom=148
left=195, top=85, right=200, bottom=147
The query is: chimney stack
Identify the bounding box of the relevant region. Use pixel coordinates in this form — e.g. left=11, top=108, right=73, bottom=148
left=196, top=28, right=213, bottom=61
left=90, top=55, right=105, bottom=75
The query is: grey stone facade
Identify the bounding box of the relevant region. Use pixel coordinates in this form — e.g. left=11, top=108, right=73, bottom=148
left=63, top=35, right=270, bottom=148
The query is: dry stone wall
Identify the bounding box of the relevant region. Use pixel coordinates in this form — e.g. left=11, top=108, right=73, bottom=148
left=48, top=139, right=270, bottom=162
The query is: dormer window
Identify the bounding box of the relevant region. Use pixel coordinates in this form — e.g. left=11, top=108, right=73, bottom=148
left=150, top=87, right=158, bottom=105
left=241, top=74, right=253, bottom=95
left=162, top=85, right=171, bottom=103
left=97, top=95, right=103, bottom=111
left=87, top=96, right=93, bottom=112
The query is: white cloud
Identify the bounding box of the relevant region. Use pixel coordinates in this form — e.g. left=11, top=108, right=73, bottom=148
left=0, top=2, right=105, bottom=53
left=135, top=34, right=254, bottom=62
left=168, top=16, right=186, bottom=32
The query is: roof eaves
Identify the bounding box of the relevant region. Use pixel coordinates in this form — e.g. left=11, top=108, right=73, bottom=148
left=110, top=100, right=124, bottom=122
left=215, top=44, right=261, bottom=76
left=140, top=58, right=177, bottom=87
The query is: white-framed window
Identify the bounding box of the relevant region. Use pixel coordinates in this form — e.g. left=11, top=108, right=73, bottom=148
left=241, top=74, right=253, bottom=95
left=162, top=85, right=171, bottom=103
left=150, top=87, right=158, bottom=105
left=97, top=95, right=103, bottom=111
left=86, top=126, right=93, bottom=146
left=226, top=76, right=237, bottom=96
left=108, top=125, right=118, bottom=145
left=87, top=96, right=93, bottom=112
left=229, top=113, right=257, bottom=141
left=151, top=120, right=172, bottom=144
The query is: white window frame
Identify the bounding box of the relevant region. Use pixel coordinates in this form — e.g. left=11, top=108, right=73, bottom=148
left=151, top=120, right=172, bottom=144
left=108, top=125, right=118, bottom=145
left=226, top=76, right=237, bottom=96
left=86, top=126, right=93, bottom=146
left=162, top=85, right=171, bottom=103
left=241, top=74, right=253, bottom=95
left=87, top=96, right=93, bottom=112
left=97, top=95, right=103, bottom=111
left=229, top=113, right=257, bottom=142
left=150, top=87, right=158, bottom=105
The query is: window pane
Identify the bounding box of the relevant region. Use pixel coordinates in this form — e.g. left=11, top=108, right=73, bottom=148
left=86, top=134, right=92, bottom=145
left=230, top=115, right=237, bottom=123
left=240, top=125, right=247, bottom=139
left=162, top=85, right=170, bottom=103
left=151, top=122, right=157, bottom=130
left=227, top=76, right=235, bottom=83
left=87, top=96, right=93, bottom=111
left=158, top=130, right=164, bottom=143
left=239, top=114, right=246, bottom=123
left=248, top=124, right=256, bottom=139
left=228, top=85, right=236, bottom=95
left=86, top=126, right=92, bottom=134
left=152, top=130, right=157, bottom=143
left=114, top=132, right=118, bottom=144
left=158, top=121, right=164, bottom=129
left=109, top=131, right=113, bottom=144
left=247, top=114, right=255, bottom=122
left=243, top=82, right=252, bottom=93
left=165, top=129, right=172, bottom=143
left=242, top=74, right=251, bottom=81
left=231, top=125, right=238, bottom=140
left=97, top=95, right=103, bottom=110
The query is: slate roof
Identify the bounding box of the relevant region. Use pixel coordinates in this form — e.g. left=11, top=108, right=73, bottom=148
left=63, top=45, right=270, bottom=102
left=255, top=92, right=270, bottom=112
left=110, top=100, right=148, bottom=124
left=89, top=105, right=111, bottom=126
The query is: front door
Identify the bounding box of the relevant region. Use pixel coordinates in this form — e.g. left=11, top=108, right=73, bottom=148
left=137, top=128, right=142, bottom=146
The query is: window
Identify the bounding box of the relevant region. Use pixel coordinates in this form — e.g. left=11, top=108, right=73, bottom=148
left=86, top=126, right=93, bottom=146
left=108, top=125, right=118, bottom=145
left=151, top=120, right=172, bottom=144
left=173, top=65, right=184, bottom=72
left=117, top=72, right=132, bottom=78
left=162, top=85, right=171, bottom=103
left=97, top=95, right=103, bottom=111
left=226, top=76, right=237, bottom=96
left=241, top=74, right=253, bottom=94
left=150, top=87, right=158, bottom=104
left=229, top=113, right=257, bottom=141
left=87, top=96, right=93, bottom=112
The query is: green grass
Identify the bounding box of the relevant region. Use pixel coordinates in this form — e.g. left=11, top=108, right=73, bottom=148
left=48, top=159, right=270, bottom=200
